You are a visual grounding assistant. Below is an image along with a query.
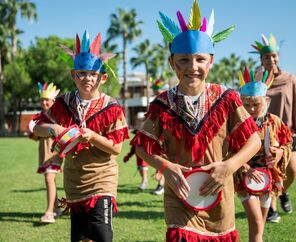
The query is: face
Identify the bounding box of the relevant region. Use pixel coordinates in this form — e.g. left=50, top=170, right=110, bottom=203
left=241, top=96, right=266, bottom=118
left=261, top=52, right=279, bottom=74
left=40, top=98, right=54, bottom=111
left=169, top=53, right=214, bottom=94
left=71, top=70, right=107, bottom=98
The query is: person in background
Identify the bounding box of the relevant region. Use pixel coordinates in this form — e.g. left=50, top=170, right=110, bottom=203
left=29, top=82, right=62, bottom=224
left=234, top=67, right=292, bottom=242
left=251, top=34, right=296, bottom=222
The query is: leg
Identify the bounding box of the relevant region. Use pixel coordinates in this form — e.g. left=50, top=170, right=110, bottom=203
left=45, top=172, right=57, bottom=214
left=242, top=196, right=265, bottom=242
left=279, top=151, right=296, bottom=213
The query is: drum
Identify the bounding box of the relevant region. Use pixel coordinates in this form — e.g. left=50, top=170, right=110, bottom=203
left=243, top=167, right=271, bottom=195
left=52, top=125, right=83, bottom=157
left=182, top=168, right=222, bottom=211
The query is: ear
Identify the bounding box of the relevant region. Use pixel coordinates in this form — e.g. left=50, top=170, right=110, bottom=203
left=99, top=73, right=108, bottom=84
left=208, top=55, right=215, bottom=69
left=168, top=55, right=175, bottom=70
left=71, top=70, right=78, bottom=80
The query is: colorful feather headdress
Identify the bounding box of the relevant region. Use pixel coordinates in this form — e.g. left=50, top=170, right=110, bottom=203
left=250, top=34, right=280, bottom=56
left=38, top=82, right=60, bottom=99
left=157, top=0, right=235, bottom=54
left=152, top=79, right=169, bottom=91
left=59, top=30, right=116, bottom=76
left=239, top=67, right=274, bottom=96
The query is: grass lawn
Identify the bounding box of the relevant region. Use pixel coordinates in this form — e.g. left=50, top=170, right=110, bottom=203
left=0, top=137, right=295, bottom=242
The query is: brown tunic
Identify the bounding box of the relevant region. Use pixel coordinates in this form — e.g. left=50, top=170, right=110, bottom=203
left=266, top=70, right=296, bottom=134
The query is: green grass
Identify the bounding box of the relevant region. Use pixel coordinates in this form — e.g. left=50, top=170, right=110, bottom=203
left=0, top=137, right=295, bottom=242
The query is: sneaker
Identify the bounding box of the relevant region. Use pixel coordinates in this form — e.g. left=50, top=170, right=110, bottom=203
left=53, top=208, right=62, bottom=218
left=40, top=213, right=55, bottom=224
left=139, top=181, right=148, bottom=191
left=266, top=207, right=281, bottom=223
left=279, top=192, right=293, bottom=213
left=152, top=185, right=164, bottom=195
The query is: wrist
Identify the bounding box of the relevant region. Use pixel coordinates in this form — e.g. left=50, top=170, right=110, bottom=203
left=159, top=161, right=168, bottom=174
left=48, top=124, right=55, bottom=136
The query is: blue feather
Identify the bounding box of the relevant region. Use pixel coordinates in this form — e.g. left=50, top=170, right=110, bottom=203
left=37, top=82, right=43, bottom=92
left=81, top=30, right=90, bottom=53
left=159, top=11, right=181, bottom=37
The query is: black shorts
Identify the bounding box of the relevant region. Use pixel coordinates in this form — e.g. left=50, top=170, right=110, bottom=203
left=71, top=196, right=113, bottom=242
left=292, top=136, right=296, bottom=152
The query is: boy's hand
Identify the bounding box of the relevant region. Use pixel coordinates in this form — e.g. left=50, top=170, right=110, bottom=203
left=78, top=128, right=96, bottom=143
left=200, top=161, right=231, bottom=196
left=266, top=146, right=283, bottom=167
left=163, top=163, right=192, bottom=200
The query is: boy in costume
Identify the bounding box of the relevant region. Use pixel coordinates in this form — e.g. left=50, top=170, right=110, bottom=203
left=29, top=82, right=62, bottom=224
left=251, top=34, right=296, bottom=221
left=234, top=67, right=292, bottom=241
left=33, top=30, right=129, bottom=241
left=131, top=1, right=261, bottom=241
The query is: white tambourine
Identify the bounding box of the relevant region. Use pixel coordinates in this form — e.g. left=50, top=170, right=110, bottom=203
left=243, top=168, right=271, bottom=195
left=28, top=119, right=36, bottom=133
left=182, top=168, right=222, bottom=211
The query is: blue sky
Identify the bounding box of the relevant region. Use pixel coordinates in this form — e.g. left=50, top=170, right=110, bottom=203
left=17, top=0, right=296, bottom=75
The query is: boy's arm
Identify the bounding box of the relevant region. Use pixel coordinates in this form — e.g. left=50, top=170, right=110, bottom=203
left=33, top=123, right=64, bottom=138
left=200, top=132, right=261, bottom=196
left=136, top=146, right=192, bottom=200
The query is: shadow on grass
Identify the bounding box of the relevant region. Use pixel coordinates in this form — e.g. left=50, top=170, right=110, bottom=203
left=117, top=200, right=162, bottom=207
left=0, top=212, right=69, bottom=226
left=117, top=184, right=145, bottom=194
left=235, top=211, right=247, bottom=220
left=10, top=187, right=64, bottom=193
left=115, top=210, right=164, bottom=220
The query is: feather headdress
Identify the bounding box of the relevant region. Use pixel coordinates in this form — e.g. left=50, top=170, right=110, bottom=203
left=250, top=34, right=281, bottom=56
left=152, top=79, right=169, bottom=91
left=239, top=67, right=274, bottom=96
left=157, top=0, right=235, bottom=54
left=38, top=82, right=60, bottom=100
left=59, top=30, right=116, bottom=76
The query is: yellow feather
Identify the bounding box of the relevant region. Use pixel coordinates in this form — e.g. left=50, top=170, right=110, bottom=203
left=188, top=0, right=201, bottom=30
left=239, top=71, right=245, bottom=87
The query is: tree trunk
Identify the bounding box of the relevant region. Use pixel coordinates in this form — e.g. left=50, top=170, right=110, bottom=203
left=0, top=52, right=5, bottom=136
left=12, top=22, right=17, bottom=58
left=145, top=65, right=150, bottom=110
left=122, top=34, right=129, bottom=122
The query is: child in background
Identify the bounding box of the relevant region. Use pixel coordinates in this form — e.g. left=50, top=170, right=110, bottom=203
left=29, top=82, right=62, bottom=224
left=33, top=30, right=129, bottom=241
left=234, top=67, right=292, bottom=242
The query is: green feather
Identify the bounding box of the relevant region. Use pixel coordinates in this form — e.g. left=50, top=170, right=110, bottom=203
left=261, top=70, right=269, bottom=83
left=59, top=53, right=73, bottom=68
left=250, top=70, right=255, bottom=82
left=104, top=63, right=116, bottom=78
left=255, top=41, right=264, bottom=49
left=212, top=25, right=235, bottom=43
left=157, top=21, right=174, bottom=42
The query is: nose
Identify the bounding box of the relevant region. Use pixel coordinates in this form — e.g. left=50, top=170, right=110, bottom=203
left=189, top=59, right=199, bottom=71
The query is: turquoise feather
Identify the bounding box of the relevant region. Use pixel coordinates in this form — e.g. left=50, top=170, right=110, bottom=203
left=159, top=11, right=181, bottom=37
left=157, top=21, right=174, bottom=42
left=81, top=30, right=90, bottom=53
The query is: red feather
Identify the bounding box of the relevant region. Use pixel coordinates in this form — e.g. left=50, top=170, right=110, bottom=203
left=75, top=34, right=80, bottom=55
left=90, top=33, right=101, bottom=56
left=265, top=70, right=274, bottom=87
left=244, top=67, right=251, bottom=83
left=251, top=44, right=260, bottom=51
left=43, top=82, right=48, bottom=90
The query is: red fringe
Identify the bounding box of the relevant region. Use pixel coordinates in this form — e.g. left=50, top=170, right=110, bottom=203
left=277, top=123, right=292, bottom=146
left=130, top=132, right=165, bottom=156
left=166, top=227, right=240, bottom=242
left=106, top=127, right=129, bottom=144
left=134, top=90, right=257, bottom=163
left=228, top=116, right=259, bottom=152
left=37, top=164, right=62, bottom=174
left=58, top=195, right=118, bottom=214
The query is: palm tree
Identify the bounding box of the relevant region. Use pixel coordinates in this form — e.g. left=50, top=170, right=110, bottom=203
left=2, top=0, right=37, bottom=57
left=0, top=0, right=37, bottom=135
left=106, top=8, right=142, bottom=114
left=130, top=39, right=154, bottom=108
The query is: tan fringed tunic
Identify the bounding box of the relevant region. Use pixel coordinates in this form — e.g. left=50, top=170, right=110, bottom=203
left=234, top=113, right=292, bottom=197
left=131, top=83, right=259, bottom=242
left=35, top=91, right=129, bottom=212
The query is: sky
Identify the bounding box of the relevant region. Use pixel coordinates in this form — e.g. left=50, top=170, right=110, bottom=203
left=17, top=0, right=296, bottom=75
